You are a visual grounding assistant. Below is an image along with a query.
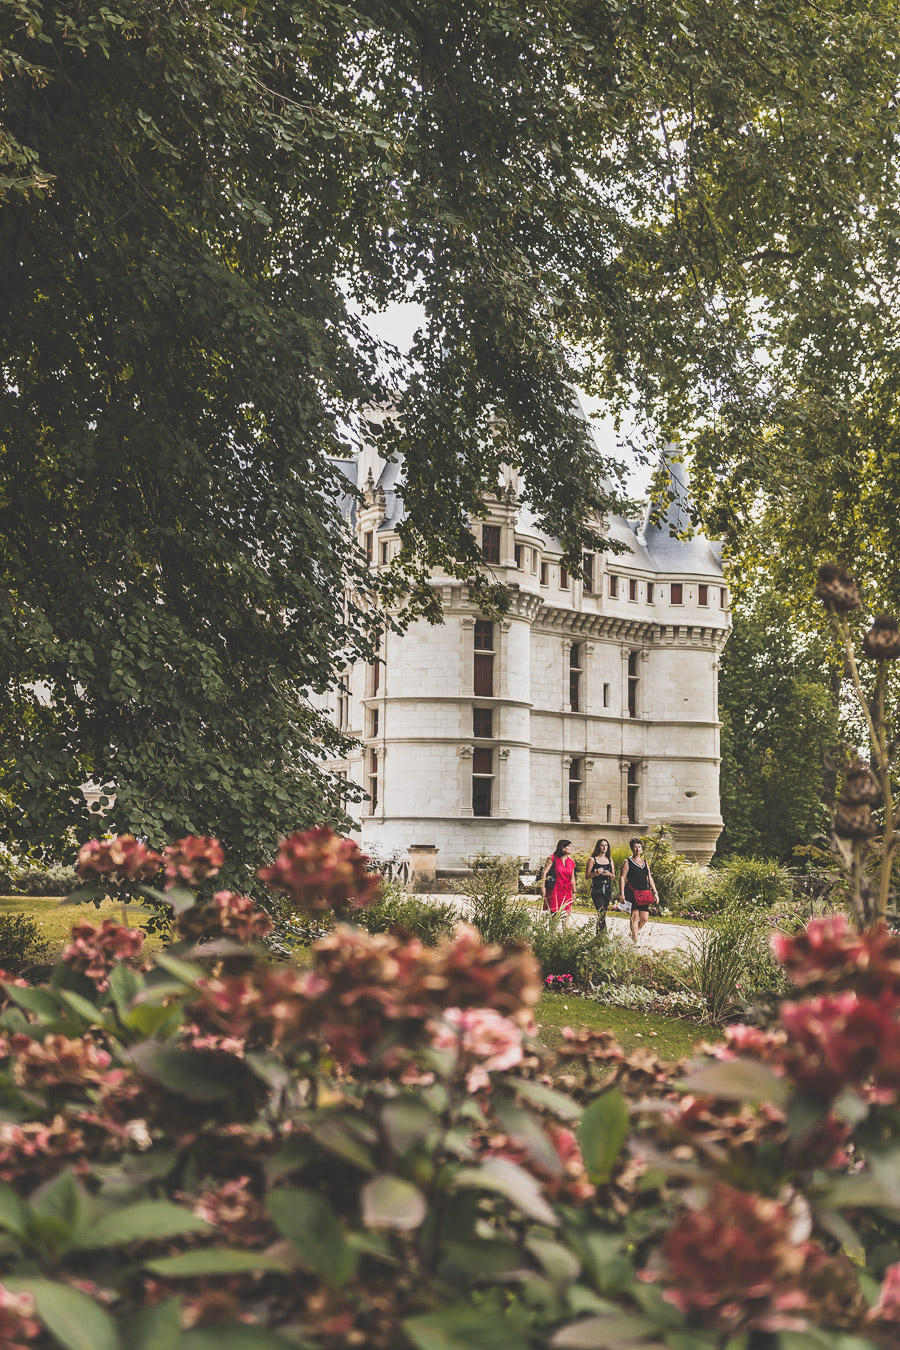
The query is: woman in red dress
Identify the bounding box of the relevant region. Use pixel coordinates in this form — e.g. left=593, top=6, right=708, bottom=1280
left=540, top=839, right=576, bottom=928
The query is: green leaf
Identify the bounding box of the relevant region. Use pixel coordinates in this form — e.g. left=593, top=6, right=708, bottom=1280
left=513, top=1079, right=582, bottom=1121
left=2, top=983, right=62, bottom=1019
left=266, top=1136, right=316, bottom=1181
left=0, top=1180, right=28, bottom=1237
left=578, top=1090, right=629, bottom=1185
left=109, top=960, right=143, bottom=1017
left=77, top=1200, right=210, bottom=1247
left=550, top=1312, right=662, bottom=1347
left=63, top=883, right=105, bottom=906
left=526, top=1236, right=581, bottom=1283
left=403, top=1306, right=532, bottom=1350
left=56, top=988, right=114, bottom=1028
left=121, top=1299, right=182, bottom=1350
left=128, top=1043, right=259, bottom=1102
left=680, top=1056, right=790, bottom=1107
left=267, top=1187, right=354, bottom=1285
left=153, top=952, right=202, bottom=983
left=309, top=1116, right=375, bottom=1172
left=178, top=1329, right=295, bottom=1349
left=493, top=1097, right=562, bottom=1176
left=4, top=1278, right=119, bottom=1350
left=144, top=1249, right=289, bottom=1277
left=455, top=1157, right=558, bottom=1227
left=381, top=1096, right=436, bottom=1153
left=30, top=1168, right=89, bottom=1246
left=360, top=1174, right=426, bottom=1231
left=442, top=1237, right=528, bottom=1279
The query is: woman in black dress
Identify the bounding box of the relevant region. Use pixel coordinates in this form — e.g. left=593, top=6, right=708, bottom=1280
left=620, top=837, right=659, bottom=943
left=585, top=838, right=615, bottom=934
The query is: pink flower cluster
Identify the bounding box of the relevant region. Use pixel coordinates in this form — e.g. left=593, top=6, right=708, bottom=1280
left=62, top=919, right=144, bottom=991
left=773, top=915, right=900, bottom=999
left=780, top=992, right=900, bottom=1102
left=0, top=1115, right=84, bottom=1183
left=76, top=835, right=162, bottom=882
left=258, top=826, right=381, bottom=913
left=646, top=1182, right=849, bottom=1333
left=6, top=1033, right=113, bottom=1091
left=177, top=890, right=274, bottom=945
left=431, top=1007, right=525, bottom=1090
left=189, top=964, right=319, bottom=1048
left=545, top=973, right=574, bottom=988
left=0, top=1284, right=39, bottom=1347
left=164, top=835, right=225, bottom=888
left=872, top=1262, right=900, bottom=1322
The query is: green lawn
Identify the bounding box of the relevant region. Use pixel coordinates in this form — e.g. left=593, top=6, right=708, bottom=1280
left=535, top=989, right=718, bottom=1061
left=1, top=895, right=151, bottom=953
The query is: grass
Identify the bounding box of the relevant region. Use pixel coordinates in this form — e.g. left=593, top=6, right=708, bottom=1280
left=535, top=989, right=719, bottom=1062
left=0, top=895, right=156, bottom=954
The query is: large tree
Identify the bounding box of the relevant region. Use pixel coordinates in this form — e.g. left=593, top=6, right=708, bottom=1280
left=3, top=0, right=900, bottom=876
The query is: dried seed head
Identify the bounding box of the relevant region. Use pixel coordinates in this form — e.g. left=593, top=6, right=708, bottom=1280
left=842, top=761, right=881, bottom=806
left=834, top=802, right=876, bottom=840
left=861, top=613, right=900, bottom=661
left=815, top=563, right=862, bottom=612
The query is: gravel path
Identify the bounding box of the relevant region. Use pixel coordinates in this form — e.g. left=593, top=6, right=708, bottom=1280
left=419, top=894, right=698, bottom=954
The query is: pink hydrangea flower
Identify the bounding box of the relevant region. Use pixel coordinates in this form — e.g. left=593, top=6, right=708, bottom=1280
left=76, top=835, right=162, bottom=882
left=258, top=826, right=381, bottom=913
left=63, top=919, right=145, bottom=992
left=871, top=1261, right=900, bottom=1322
left=164, top=835, right=225, bottom=887
left=0, top=1283, right=40, bottom=1347
left=431, top=1006, right=525, bottom=1090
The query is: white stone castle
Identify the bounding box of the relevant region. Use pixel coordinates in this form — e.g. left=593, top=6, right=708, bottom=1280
left=324, top=424, right=731, bottom=874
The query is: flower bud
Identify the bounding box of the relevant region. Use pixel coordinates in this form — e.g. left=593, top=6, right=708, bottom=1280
left=861, top=613, right=900, bottom=660
left=843, top=761, right=880, bottom=806
left=815, top=563, right=862, bottom=612
left=834, top=803, right=876, bottom=840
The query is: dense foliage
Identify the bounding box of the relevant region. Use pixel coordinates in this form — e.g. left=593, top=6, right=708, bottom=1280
left=2, top=828, right=900, bottom=1348
left=5, top=0, right=900, bottom=868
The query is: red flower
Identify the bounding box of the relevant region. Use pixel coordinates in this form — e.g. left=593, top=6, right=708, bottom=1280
left=781, top=992, right=900, bottom=1101
left=774, top=917, right=900, bottom=1000
left=646, top=1184, right=817, bottom=1332
left=177, top=891, right=273, bottom=945
left=258, top=826, right=381, bottom=913
left=871, top=1262, right=900, bottom=1323
left=76, top=835, right=162, bottom=882
left=164, top=835, right=225, bottom=887
left=62, top=919, right=145, bottom=992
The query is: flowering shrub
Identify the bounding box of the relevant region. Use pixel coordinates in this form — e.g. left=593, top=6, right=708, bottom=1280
left=258, top=824, right=381, bottom=912
left=545, top=972, right=574, bottom=989
left=3, top=835, right=900, bottom=1347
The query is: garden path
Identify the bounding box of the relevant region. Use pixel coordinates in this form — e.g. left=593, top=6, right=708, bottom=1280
left=421, top=895, right=698, bottom=953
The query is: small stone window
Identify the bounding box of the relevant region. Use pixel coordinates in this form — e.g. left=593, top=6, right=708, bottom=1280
left=560, top=565, right=569, bottom=589
left=582, top=554, right=594, bottom=592
left=368, top=749, right=379, bottom=812
left=627, top=762, right=640, bottom=824
left=627, top=651, right=639, bottom=719
left=569, top=643, right=583, bottom=712
left=473, top=747, right=493, bottom=817
left=671, top=582, right=684, bottom=605
left=569, top=759, right=582, bottom=823
left=474, top=620, right=494, bottom=698
left=540, top=561, right=548, bottom=586
left=647, top=581, right=654, bottom=603
left=629, top=577, right=637, bottom=602
left=699, top=583, right=709, bottom=606
left=482, top=525, right=501, bottom=563
left=609, top=574, right=619, bottom=598
left=365, top=531, right=374, bottom=564
left=473, top=707, right=493, bottom=738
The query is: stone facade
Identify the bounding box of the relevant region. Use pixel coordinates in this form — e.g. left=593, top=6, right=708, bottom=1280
left=324, top=437, right=730, bottom=869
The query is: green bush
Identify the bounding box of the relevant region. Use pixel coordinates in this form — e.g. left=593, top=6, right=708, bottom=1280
left=10, top=864, right=80, bottom=896
left=355, top=883, right=459, bottom=946
left=455, top=853, right=533, bottom=945
left=528, top=919, right=614, bottom=986
left=685, top=906, right=772, bottom=1024
left=710, top=854, right=795, bottom=911
left=642, top=826, right=711, bottom=916
left=0, top=912, right=52, bottom=973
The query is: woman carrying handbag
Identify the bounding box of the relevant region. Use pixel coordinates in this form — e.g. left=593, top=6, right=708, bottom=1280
left=540, top=839, right=576, bottom=928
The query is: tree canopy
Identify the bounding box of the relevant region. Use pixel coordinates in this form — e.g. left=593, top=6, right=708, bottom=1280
left=3, top=0, right=900, bottom=872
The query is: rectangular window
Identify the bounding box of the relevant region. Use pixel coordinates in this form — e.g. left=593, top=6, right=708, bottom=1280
left=720, top=586, right=728, bottom=608
left=606, top=803, right=612, bottom=823
left=369, top=749, right=379, bottom=812
left=627, top=650, right=639, bottom=719
left=482, top=524, right=501, bottom=564
left=336, top=680, right=349, bottom=732
left=472, top=777, right=492, bottom=817
left=698, top=583, right=708, bottom=606
left=671, top=582, right=684, bottom=604
left=647, top=581, right=654, bottom=604
left=365, top=531, right=374, bottom=564
left=559, top=565, right=569, bottom=589
left=540, top=561, right=548, bottom=586
left=627, top=762, right=639, bottom=825
left=603, top=682, right=610, bottom=708
left=568, top=758, right=582, bottom=823
left=473, top=707, right=493, bottom=739
left=380, top=540, right=390, bottom=565
left=582, top=554, right=594, bottom=592
left=474, top=620, right=494, bottom=698
left=473, top=748, right=493, bottom=817
left=569, top=643, right=582, bottom=713
left=629, top=577, right=637, bottom=602
left=609, top=574, right=619, bottom=598
left=369, top=707, right=379, bottom=738
left=514, top=544, right=523, bottom=569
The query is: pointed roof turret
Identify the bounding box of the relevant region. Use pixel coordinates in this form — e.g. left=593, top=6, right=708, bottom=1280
left=638, top=445, right=721, bottom=575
